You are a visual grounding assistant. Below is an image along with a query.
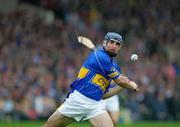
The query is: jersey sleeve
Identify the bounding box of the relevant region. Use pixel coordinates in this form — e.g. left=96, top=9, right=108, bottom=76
left=114, top=62, right=123, bottom=74
left=96, top=52, right=121, bottom=79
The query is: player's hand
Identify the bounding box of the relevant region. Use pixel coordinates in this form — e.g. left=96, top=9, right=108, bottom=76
left=130, top=81, right=139, bottom=91
left=134, top=86, right=139, bottom=91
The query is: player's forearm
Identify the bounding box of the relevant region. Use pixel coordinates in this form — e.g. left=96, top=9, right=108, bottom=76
left=114, top=75, right=138, bottom=91
left=102, top=86, right=124, bottom=99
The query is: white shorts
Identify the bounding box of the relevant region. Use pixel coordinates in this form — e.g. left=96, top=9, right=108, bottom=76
left=104, top=95, right=120, bottom=112
left=57, top=90, right=106, bottom=122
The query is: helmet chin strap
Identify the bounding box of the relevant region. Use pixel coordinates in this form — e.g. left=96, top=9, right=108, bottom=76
left=105, top=51, right=117, bottom=57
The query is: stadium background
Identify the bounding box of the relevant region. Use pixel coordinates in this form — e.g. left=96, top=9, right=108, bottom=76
left=0, top=0, right=179, bottom=126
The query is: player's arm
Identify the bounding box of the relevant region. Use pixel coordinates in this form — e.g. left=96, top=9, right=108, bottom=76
left=97, top=52, right=139, bottom=92
left=113, top=75, right=139, bottom=91
left=102, top=85, right=124, bottom=99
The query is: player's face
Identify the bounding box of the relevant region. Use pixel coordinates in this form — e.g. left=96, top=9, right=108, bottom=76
left=105, top=40, right=122, bottom=54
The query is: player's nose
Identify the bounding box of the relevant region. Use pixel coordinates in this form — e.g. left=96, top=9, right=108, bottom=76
left=112, top=43, right=117, bottom=48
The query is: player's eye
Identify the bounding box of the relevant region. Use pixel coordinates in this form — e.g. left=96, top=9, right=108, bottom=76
left=109, top=40, right=114, bottom=44
left=116, top=43, right=121, bottom=46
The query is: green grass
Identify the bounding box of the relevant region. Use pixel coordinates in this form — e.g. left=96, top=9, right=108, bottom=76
left=0, top=121, right=180, bottom=127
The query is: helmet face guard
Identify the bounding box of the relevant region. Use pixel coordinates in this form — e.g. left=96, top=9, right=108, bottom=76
left=104, top=32, right=124, bottom=45
left=103, top=32, right=124, bottom=57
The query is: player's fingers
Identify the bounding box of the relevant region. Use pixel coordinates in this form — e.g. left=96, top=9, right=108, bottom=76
left=134, top=87, right=139, bottom=92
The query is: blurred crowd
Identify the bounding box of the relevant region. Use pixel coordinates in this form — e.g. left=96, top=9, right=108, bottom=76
left=0, top=0, right=179, bottom=122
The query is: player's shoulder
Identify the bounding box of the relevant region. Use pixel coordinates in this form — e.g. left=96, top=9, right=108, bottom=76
left=113, top=61, right=119, bottom=68
left=113, top=61, right=122, bottom=72
left=95, top=48, right=111, bottom=61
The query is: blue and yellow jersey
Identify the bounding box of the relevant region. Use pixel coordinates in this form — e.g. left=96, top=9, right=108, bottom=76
left=69, top=48, right=122, bottom=101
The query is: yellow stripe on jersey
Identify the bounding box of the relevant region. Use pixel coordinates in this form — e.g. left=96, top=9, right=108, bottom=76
left=108, top=71, right=119, bottom=78
left=77, top=67, right=89, bottom=79
left=91, top=74, right=110, bottom=91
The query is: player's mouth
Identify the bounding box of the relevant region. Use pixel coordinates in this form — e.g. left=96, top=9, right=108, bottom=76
left=109, top=49, right=116, bottom=52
